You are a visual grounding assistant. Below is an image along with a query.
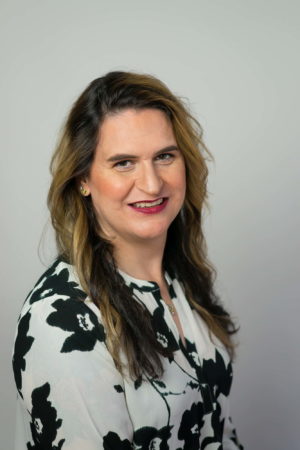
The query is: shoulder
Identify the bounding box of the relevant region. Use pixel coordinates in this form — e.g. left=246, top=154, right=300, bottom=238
left=17, top=257, right=105, bottom=340
left=13, top=258, right=108, bottom=398
left=17, top=257, right=99, bottom=330
left=24, top=257, right=87, bottom=308
left=15, top=257, right=97, bottom=339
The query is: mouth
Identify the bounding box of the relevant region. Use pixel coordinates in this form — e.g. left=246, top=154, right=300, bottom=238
left=129, top=197, right=165, bottom=208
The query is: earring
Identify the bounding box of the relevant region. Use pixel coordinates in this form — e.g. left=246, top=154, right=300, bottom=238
left=80, top=185, right=89, bottom=196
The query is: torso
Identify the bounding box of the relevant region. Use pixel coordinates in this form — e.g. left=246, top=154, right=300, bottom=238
left=12, top=258, right=243, bottom=449
left=159, top=281, right=187, bottom=348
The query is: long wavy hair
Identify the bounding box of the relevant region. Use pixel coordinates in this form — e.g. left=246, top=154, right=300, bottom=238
left=48, top=71, right=238, bottom=379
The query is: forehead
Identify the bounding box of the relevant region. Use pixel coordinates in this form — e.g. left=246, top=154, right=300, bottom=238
left=96, top=108, right=176, bottom=155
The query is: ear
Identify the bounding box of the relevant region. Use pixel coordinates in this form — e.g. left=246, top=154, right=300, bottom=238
left=79, top=179, right=91, bottom=197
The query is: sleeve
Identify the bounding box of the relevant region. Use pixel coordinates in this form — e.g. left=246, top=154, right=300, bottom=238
left=219, top=395, right=244, bottom=450
left=13, top=296, right=134, bottom=450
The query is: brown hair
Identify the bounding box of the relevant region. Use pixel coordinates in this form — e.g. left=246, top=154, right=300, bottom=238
left=48, top=71, right=238, bottom=379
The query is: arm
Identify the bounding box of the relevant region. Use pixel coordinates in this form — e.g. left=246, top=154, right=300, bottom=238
left=13, top=296, right=133, bottom=450
left=220, top=395, right=244, bottom=450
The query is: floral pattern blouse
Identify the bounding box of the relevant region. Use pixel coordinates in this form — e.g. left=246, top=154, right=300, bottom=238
left=12, top=257, right=243, bottom=449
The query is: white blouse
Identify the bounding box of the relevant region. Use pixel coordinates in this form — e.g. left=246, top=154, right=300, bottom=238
left=12, top=258, right=243, bottom=449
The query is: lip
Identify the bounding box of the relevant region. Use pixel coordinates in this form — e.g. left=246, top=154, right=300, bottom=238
left=128, top=197, right=168, bottom=214
left=128, top=197, right=164, bottom=204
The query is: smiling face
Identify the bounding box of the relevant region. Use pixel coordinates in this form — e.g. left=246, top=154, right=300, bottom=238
left=81, top=108, right=186, bottom=250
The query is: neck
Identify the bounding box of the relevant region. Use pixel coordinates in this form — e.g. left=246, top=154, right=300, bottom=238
left=113, top=235, right=167, bottom=284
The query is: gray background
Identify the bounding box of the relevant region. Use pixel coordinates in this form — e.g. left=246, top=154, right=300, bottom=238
left=1, top=1, right=299, bottom=449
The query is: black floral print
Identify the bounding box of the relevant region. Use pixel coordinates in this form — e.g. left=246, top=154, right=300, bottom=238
left=12, top=258, right=243, bottom=449
left=46, top=298, right=105, bottom=352
left=133, top=425, right=173, bottom=450
left=27, top=383, right=65, bottom=449
left=114, top=384, right=124, bottom=393
left=178, top=402, right=204, bottom=450
left=12, top=310, right=34, bottom=397
left=28, top=261, right=86, bottom=306
left=202, top=349, right=233, bottom=398
left=103, top=432, right=132, bottom=450
left=151, top=305, right=179, bottom=354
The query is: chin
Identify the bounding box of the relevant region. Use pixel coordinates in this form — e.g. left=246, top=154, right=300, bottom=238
left=133, top=224, right=169, bottom=241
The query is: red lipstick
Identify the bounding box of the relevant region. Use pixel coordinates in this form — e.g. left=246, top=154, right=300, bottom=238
left=128, top=198, right=168, bottom=214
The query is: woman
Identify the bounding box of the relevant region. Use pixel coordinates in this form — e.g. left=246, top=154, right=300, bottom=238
left=12, top=71, right=243, bottom=449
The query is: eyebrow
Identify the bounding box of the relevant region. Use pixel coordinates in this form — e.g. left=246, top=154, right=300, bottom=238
left=106, top=145, right=179, bottom=162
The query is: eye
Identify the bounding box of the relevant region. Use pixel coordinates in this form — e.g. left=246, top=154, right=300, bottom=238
left=155, top=152, right=175, bottom=163
left=114, top=160, right=134, bottom=171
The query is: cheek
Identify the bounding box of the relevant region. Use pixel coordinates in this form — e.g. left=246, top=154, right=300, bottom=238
left=89, top=175, right=130, bottom=204
left=173, top=163, right=186, bottom=194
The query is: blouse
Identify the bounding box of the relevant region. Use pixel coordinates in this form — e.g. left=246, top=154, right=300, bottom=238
left=12, top=257, right=243, bottom=449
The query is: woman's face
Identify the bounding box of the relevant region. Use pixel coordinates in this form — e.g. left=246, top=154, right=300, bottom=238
left=82, top=108, right=186, bottom=248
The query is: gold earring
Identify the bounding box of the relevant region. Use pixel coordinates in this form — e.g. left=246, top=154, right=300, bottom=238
left=80, top=185, right=89, bottom=196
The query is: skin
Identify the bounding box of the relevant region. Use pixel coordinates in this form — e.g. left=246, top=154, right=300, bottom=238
left=82, top=108, right=186, bottom=274
left=81, top=108, right=187, bottom=345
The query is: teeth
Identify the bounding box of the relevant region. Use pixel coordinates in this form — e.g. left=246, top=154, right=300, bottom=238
left=132, top=198, right=164, bottom=208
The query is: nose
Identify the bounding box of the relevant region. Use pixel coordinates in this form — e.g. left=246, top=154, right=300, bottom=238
left=135, top=162, right=163, bottom=195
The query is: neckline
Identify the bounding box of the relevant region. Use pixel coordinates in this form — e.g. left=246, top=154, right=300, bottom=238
left=118, top=268, right=173, bottom=293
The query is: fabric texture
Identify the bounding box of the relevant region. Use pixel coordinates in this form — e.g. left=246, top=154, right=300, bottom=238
left=12, top=258, right=243, bottom=449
